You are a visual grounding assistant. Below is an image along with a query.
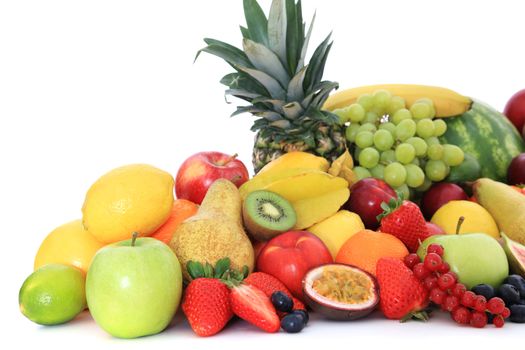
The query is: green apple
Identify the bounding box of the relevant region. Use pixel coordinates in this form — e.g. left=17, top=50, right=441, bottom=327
left=417, top=234, right=508, bottom=289
left=86, top=235, right=182, bottom=338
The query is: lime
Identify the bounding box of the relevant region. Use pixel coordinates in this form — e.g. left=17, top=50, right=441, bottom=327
left=19, top=264, right=86, bottom=325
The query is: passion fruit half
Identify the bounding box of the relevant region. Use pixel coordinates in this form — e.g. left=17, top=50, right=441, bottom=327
left=302, top=263, right=379, bottom=320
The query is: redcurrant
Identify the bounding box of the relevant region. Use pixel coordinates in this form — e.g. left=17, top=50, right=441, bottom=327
left=423, top=252, right=443, bottom=272
left=404, top=253, right=420, bottom=269
left=437, top=272, right=457, bottom=291
left=426, top=243, right=444, bottom=256
left=413, top=262, right=430, bottom=280
left=470, top=311, right=488, bottom=328
left=487, top=297, right=505, bottom=315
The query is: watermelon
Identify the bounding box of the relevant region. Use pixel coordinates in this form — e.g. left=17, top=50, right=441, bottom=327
left=440, top=101, right=525, bottom=182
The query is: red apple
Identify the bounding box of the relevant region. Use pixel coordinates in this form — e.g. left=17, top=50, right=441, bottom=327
left=504, top=89, right=525, bottom=133
left=256, top=231, right=333, bottom=300
left=508, top=153, right=525, bottom=185
left=175, top=151, right=249, bottom=204
left=421, top=183, right=468, bottom=220
left=425, top=222, right=445, bottom=236
left=344, top=178, right=397, bottom=230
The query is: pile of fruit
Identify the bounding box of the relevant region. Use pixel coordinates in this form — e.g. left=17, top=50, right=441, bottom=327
left=19, top=0, right=525, bottom=338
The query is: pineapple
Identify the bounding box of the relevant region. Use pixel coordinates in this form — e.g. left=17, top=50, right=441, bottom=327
left=198, top=0, right=346, bottom=173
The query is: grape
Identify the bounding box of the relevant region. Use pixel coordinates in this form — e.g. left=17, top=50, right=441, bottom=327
left=433, top=119, right=447, bottom=137
left=333, top=108, right=349, bottom=123
left=354, top=147, right=362, bottom=160
left=357, top=94, right=374, bottom=111
left=416, top=177, right=432, bottom=192
left=410, top=102, right=433, bottom=120
left=395, top=143, right=416, bottom=164
left=411, top=157, right=420, bottom=166
left=396, top=119, right=417, bottom=141
left=345, top=123, right=360, bottom=142
left=388, top=96, right=406, bottom=115
left=354, top=166, right=372, bottom=180
left=392, top=108, right=412, bottom=125
left=359, top=147, right=380, bottom=169
left=345, top=104, right=366, bottom=123
left=395, top=184, right=410, bottom=200
left=373, top=129, right=395, bottom=151
left=416, top=119, right=435, bottom=139
left=442, top=144, right=464, bottom=166
left=405, top=164, right=425, bottom=188
left=380, top=150, right=396, bottom=164
left=379, top=122, right=396, bottom=135
left=355, top=131, right=374, bottom=148
left=358, top=123, right=377, bottom=133
left=384, top=162, right=407, bottom=187
left=427, top=144, right=444, bottom=160
left=414, top=98, right=436, bottom=118
left=370, top=164, right=385, bottom=179
left=425, top=160, right=448, bottom=181
left=372, top=90, right=392, bottom=114
left=364, top=111, right=379, bottom=124
left=406, top=137, right=427, bottom=157
left=425, top=136, right=440, bottom=146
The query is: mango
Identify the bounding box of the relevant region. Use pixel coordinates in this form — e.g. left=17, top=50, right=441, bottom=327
left=239, top=168, right=318, bottom=200
left=293, top=187, right=350, bottom=229
left=258, top=152, right=329, bottom=175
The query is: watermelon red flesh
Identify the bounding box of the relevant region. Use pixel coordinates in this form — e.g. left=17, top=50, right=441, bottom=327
left=440, top=101, right=525, bottom=182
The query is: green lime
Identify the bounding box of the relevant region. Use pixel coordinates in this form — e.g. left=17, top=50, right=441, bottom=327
left=19, top=264, right=86, bottom=325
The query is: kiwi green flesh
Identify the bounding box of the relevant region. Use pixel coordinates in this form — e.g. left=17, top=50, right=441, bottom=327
left=242, top=190, right=296, bottom=241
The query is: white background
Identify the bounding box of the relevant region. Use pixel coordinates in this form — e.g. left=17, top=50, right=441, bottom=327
left=1, top=0, right=525, bottom=349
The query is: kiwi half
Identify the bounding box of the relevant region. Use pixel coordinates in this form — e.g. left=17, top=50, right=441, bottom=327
left=242, top=190, right=297, bottom=241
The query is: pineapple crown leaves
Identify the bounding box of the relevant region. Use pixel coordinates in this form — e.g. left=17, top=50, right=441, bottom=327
left=186, top=258, right=249, bottom=287
left=196, top=0, right=339, bottom=133
left=376, top=191, right=406, bottom=222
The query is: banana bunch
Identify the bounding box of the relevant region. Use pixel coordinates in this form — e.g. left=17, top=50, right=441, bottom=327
left=324, top=84, right=472, bottom=118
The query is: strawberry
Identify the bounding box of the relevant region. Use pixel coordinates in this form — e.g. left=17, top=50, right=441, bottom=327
left=181, top=258, right=234, bottom=337
left=244, top=272, right=305, bottom=311
left=376, top=257, right=429, bottom=321
left=377, top=196, right=429, bottom=252
left=229, top=284, right=280, bottom=333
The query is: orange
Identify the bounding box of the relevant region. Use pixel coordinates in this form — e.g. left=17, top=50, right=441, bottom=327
left=335, top=229, right=408, bottom=276
left=34, top=219, right=105, bottom=275
left=150, top=199, right=199, bottom=244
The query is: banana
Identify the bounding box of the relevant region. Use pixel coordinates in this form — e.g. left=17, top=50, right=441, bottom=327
left=323, top=84, right=472, bottom=118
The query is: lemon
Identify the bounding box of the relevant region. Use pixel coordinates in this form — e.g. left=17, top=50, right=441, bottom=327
left=431, top=200, right=500, bottom=238
left=82, top=164, right=174, bottom=243
left=19, top=264, right=86, bottom=325
left=34, top=219, right=105, bottom=275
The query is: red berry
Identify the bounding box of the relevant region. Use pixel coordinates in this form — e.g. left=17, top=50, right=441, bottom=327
left=437, top=273, right=457, bottom=291
left=444, top=295, right=460, bottom=312
left=487, top=297, right=505, bottom=315
left=502, top=307, right=511, bottom=318
left=452, top=306, right=471, bottom=324
left=452, top=283, right=467, bottom=298
left=427, top=243, right=444, bottom=256
left=471, top=311, right=488, bottom=328
left=430, top=287, right=446, bottom=305
left=493, top=315, right=505, bottom=328
left=473, top=295, right=487, bottom=312
left=423, top=253, right=443, bottom=272
left=437, top=262, right=450, bottom=274
left=413, top=263, right=430, bottom=280
left=461, top=291, right=476, bottom=308
left=404, top=253, right=420, bottom=269
left=424, top=275, right=438, bottom=290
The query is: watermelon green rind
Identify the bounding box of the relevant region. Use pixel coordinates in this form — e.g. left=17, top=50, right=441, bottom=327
left=440, top=100, right=525, bottom=182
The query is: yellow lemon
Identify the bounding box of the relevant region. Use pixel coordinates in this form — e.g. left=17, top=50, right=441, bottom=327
left=431, top=200, right=500, bottom=238
left=34, top=220, right=105, bottom=275
left=82, top=164, right=174, bottom=243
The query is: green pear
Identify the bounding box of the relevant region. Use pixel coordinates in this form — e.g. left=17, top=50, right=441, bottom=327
left=417, top=233, right=508, bottom=289
left=474, top=178, right=525, bottom=244
left=170, top=179, right=254, bottom=280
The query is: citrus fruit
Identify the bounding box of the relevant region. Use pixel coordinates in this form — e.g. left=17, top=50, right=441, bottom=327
left=19, top=264, right=86, bottom=325
left=431, top=200, right=500, bottom=238
left=335, top=229, right=409, bottom=276
left=150, top=199, right=199, bottom=244
left=82, top=164, right=174, bottom=243
left=34, top=219, right=105, bottom=275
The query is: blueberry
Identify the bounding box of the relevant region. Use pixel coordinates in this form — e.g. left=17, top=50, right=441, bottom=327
left=472, top=284, right=495, bottom=300
left=271, top=291, right=293, bottom=313
left=504, top=274, right=525, bottom=298
left=517, top=299, right=525, bottom=305
left=509, top=305, right=525, bottom=323
left=280, top=313, right=305, bottom=333
left=498, top=284, right=521, bottom=305
left=290, top=309, right=309, bottom=325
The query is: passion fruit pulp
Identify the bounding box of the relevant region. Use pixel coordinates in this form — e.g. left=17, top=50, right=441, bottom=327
left=302, top=263, right=379, bottom=320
